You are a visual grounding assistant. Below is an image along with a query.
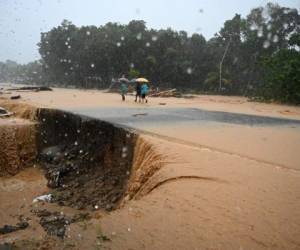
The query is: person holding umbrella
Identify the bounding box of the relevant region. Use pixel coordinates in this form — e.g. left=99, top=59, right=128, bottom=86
left=141, top=82, right=149, bottom=103
left=118, top=77, right=129, bottom=101
left=135, top=78, right=149, bottom=103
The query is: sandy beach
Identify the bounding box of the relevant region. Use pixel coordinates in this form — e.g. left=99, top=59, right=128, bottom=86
left=1, top=86, right=300, bottom=249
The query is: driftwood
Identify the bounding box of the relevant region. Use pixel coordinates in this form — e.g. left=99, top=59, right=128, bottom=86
left=0, top=107, right=13, bottom=117
left=149, top=88, right=181, bottom=97
left=10, top=95, right=21, bottom=100
left=8, top=86, right=52, bottom=92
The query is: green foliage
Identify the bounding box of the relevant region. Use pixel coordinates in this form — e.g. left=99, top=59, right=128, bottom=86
left=260, top=48, right=300, bottom=104
left=128, top=68, right=140, bottom=79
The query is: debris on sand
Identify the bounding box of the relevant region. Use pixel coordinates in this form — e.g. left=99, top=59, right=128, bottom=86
left=0, top=222, right=29, bottom=235
left=32, top=194, right=52, bottom=203
left=39, top=213, right=70, bottom=238
left=159, top=103, right=167, bottom=105
left=0, top=107, right=12, bottom=117
left=8, top=86, right=52, bottom=92
left=32, top=209, right=91, bottom=238
left=132, top=113, right=148, bottom=117
left=10, top=95, right=21, bottom=100
left=150, top=88, right=181, bottom=98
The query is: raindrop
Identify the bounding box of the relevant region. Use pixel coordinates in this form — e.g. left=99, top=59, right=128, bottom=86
left=68, top=45, right=71, bottom=49
left=91, top=63, right=95, bottom=68
left=263, top=40, right=270, bottom=49
left=94, top=205, right=99, bottom=209
left=127, top=227, right=131, bottom=232
left=130, top=63, right=135, bottom=68
left=267, top=32, right=272, bottom=40
left=257, top=28, right=263, bottom=38
left=42, top=118, right=46, bottom=122
left=250, top=23, right=258, bottom=31
left=67, top=37, right=70, bottom=41
left=151, top=36, right=158, bottom=41
left=77, top=129, right=80, bottom=133
left=283, top=23, right=288, bottom=29
left=116, top=42, right=121, bottom=47
left=122, top=146, right=128, bottom=153
left=135, top=8, right=140, bottom=15
left=122, top=152, right=127, bottom=158
left=65, top=42, right=68, bottom=45
left=136, top=33, right=142, bottom=40
left=146, top=42, right=150, bottom=47
left=272, top=35, right=279, bottom=43
left=121, top=36, right=125, bottom=41
left=126, top=171, right=130, bottom=175
left=74, top=141, right=78, bottom=146
left=198, top=8, right=204, bottom=13
left=86, top=31, right=91, bottom=36
left=64, top=133, right=68, bottom=137
left=111, top=232, right=116, bottom=236
left=186, top=67, right=193, bottom=74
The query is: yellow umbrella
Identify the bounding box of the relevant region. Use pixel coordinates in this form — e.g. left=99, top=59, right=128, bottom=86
left=135, top=78, right=149, bottom=83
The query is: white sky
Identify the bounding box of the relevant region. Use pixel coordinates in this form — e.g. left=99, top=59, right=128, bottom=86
left=0, top=0, right=299, bottom=63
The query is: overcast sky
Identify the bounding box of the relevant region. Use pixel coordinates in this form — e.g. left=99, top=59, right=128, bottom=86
left=0, top=0, right=299, bottom=63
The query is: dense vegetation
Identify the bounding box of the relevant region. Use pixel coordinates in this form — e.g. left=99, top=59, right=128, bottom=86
left=0, top=3, right=299, bottom=104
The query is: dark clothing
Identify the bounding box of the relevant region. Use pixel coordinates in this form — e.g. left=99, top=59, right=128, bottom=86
left=136, top=84, right=141, bottom=95
left=135, top=83, right=141, bottom=102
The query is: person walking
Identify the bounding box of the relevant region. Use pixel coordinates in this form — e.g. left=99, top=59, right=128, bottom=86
left=135, top=82, right=141, bottom=103
left=120, top=82, right=128, bottom=101
left=141, top=83, right=149, bottom=103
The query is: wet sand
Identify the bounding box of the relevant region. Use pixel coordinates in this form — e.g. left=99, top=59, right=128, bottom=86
left=1, top=86, right=300, bottom=249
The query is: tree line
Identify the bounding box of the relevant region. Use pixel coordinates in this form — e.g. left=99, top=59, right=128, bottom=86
left=0, top=3, right=299, bottom=104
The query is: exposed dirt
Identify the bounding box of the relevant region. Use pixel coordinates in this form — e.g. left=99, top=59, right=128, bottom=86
left=36, top=108, right=140, bottom=211
left=0, top=119, right=37, bottom=176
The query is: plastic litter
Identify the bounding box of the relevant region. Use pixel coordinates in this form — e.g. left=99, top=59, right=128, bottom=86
left=33, top=194, right=52, bottom=203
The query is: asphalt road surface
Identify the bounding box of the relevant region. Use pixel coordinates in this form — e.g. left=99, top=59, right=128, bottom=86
left=67, top=107, right=300, bottom=129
